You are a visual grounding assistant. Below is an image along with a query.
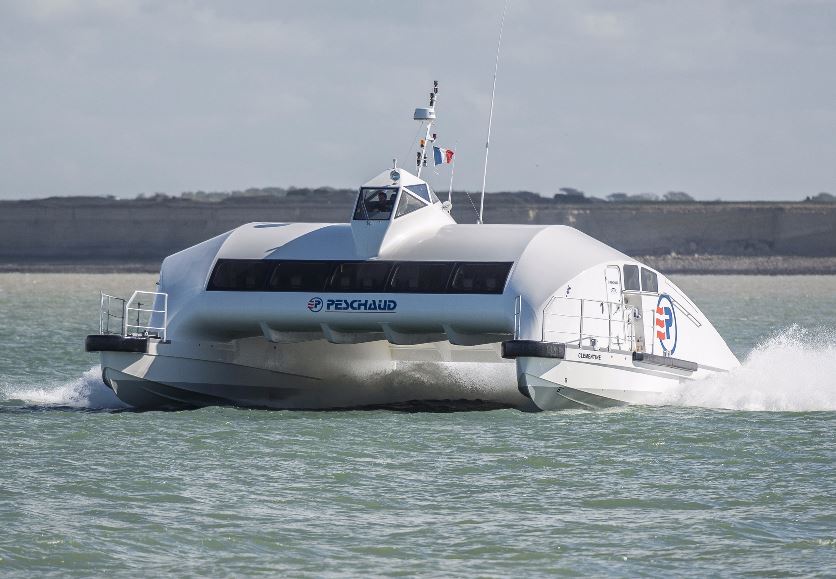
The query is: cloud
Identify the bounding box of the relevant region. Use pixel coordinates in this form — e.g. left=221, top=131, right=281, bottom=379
left=0, top=0, right=834, bottom=200
left=576, top=10, right=630, bottom=40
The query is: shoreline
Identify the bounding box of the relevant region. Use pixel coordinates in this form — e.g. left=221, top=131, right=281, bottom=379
left=2, top=256, right=836, bottom=275
left=639, top=255, right=836, bottom=275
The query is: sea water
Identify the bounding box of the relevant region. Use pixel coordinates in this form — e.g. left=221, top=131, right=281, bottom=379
left=0, top=274, right=834, bottom=577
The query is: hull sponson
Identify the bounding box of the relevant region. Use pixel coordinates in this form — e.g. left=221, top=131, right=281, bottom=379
left=516, top=347, right=727, bottom=411
left=100, top=347, right=532, bottom=410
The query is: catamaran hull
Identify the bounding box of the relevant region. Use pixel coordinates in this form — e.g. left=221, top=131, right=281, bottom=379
left=515, top=347, right=726, bottom=410
left=98, top=345, right=723, bottom=411
left=100, top=350, right=532, bottom=411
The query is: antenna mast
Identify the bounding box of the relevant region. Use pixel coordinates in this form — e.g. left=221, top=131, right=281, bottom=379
left=478, top=0, right=511, bottom=224
left=415, top=81, right=439, bottom=178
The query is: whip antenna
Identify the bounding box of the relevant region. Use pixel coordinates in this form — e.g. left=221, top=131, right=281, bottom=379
left=478, top=0, right=511, bottom=225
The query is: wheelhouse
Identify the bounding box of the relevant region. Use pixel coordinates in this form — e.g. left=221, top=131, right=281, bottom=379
left=352, top=183, right=441, bottom=222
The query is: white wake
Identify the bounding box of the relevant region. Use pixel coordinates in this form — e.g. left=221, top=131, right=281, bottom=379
left=1, top=366, right=128, bottom=410
left=661, top=326, right=836, bottom=411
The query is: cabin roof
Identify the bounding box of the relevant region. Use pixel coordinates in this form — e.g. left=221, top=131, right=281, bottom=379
left=213, top=221, right=627, bottom=266
left=362, top=167, right=427, bottom=189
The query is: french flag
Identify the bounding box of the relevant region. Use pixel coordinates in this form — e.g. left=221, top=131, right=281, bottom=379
left=433, top=146, right=454, bottom=165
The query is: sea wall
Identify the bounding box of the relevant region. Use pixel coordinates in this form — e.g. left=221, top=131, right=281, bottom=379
left=1, top=196, right=835, bottom=262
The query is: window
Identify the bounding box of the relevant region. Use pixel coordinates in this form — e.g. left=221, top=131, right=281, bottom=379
left=327, top=262, right=393, bottom=292
left=388, top=262, right=454, bottom=293
left=353, top=187, right=398, bottom=220
left=405, top=184, right=432, bottom=204
left=267, top=261, right=334, bottom=292
left=623, top=265, right=640, bottom=291
left=449, top=262, right=513, bottom=294
left=640, top=268, right=658, bottom=293
left=207, top=259, right=273, bottom=291
left=395, top=190, right=427, bottom=218
left=206, top=259, right=514, bottom=294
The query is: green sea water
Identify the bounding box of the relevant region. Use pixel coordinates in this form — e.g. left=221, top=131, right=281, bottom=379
left=1, top=274, right=834, bottom=577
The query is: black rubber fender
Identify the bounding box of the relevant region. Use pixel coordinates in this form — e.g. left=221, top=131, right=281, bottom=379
left=85, top=335, right=149, bottom=353
left=501, top=340, right=566, bottom=360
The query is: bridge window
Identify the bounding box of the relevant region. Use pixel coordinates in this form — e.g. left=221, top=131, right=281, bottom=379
left=640, top=268, right=658, bottom=293
left=449, top=262, right=513, bottom=294
left=623, top=265, right=640, bottom=291
left=267, top=261, right=334, bottom=292
left=395, top=190, right=427, bottom=218
left=388, top=262, right=454, bottom=293
left=327, top=262, right=393, bottom=292
left=405, top=184, right=433, bottom=204
left=353, top=187, right=398, bottom=221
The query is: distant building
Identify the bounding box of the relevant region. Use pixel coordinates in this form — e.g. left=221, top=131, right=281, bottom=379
left=805, top=192, right=835, bottom=203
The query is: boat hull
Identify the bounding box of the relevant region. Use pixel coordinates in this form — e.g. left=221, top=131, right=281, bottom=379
left=100, top=348, right=532, bottom=411
left=96, top=340, right=726, bottom=412
left=516, top=346, right=726, bottom=410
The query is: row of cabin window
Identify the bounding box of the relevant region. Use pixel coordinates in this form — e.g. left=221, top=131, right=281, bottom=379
left=623, top=265, right=658, bottom=293
left=207, top=259, right=514, bottom=294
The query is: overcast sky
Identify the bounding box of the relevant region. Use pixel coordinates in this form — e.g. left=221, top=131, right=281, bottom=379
left=1, top=0, right=834, bottom=200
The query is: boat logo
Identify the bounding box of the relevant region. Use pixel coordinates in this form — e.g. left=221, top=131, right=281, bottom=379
left=307, top=297, right=397, bottom=313
left=655, top=294, right=678, bottom=354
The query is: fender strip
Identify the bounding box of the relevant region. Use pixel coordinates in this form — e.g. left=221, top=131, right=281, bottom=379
left=501, top=340, right=565, bottom=360
left=85, top=334, right=149, bottom=354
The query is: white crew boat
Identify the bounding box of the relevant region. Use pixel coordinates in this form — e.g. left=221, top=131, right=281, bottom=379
left=86, top=84, right=740, bottom=411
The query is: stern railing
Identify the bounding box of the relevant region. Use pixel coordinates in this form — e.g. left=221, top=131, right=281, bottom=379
left=542, top=296, right=635, bottom=353
left=99, top=293, right=126, bottom=336
left=99, top=291, right=168, bottom=340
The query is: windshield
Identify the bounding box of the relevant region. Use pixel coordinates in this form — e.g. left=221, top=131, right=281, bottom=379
left=353, top=187, right=399, bottom=220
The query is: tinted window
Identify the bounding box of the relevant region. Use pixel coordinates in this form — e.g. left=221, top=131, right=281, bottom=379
left=327, top=262, right=393, bottom=292
left=388, top=262, right=454, bottom=293
left=449, top=262, right=512, bottom=294
left=640, top=268, right=658, bottom=293
left=623, top=265, right=640, bottom=291
left=207, top=260, right=514, bottom=294
left=267, top=261, right=334, bottom=291
left=406, top=184, right=432, bottom=204
left=207, top=259, right=272, bottom=291
left=353, top=188, right=398, bottom=220
left=395, top=190, right=427, bottom=218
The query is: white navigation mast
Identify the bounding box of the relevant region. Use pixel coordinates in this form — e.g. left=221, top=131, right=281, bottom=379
left=414, top=81, right=439, bottom=179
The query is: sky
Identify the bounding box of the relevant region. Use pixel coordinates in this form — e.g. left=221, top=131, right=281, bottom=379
left=0, top=0, right=834, bottom=201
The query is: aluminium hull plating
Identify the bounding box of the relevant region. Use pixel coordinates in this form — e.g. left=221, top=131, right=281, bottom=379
left=99, top=341, right=722, bottom=411
left=99, top=341, right=531, bottom=411
left=517, top=346, right=727, bottom=411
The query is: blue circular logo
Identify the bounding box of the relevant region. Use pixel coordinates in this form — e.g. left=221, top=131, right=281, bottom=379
left=307, top=297, right=323, bottom=312
left=390, top=170, right=400, bottom=181
left=655, top=294, right=678, bottom=354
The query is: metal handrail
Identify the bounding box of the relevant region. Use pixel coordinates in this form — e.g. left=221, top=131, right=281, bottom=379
left=542, top=296, right=635, bottom=353
left=124, top=290, right=168, bottom=340
left=99, top=293, right=126, bottom=336
left=513, top=295, right=522, bottom=339
left=98, top=290, right=168, bottom=340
